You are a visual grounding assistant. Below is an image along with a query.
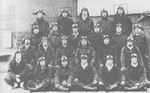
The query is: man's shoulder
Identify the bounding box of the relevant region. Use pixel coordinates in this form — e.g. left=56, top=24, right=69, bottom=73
left=9, top=60, right=16, bottom=66
left=87, top=17, right=93, bottom=22
left=43, top=19, right=49, bottom=24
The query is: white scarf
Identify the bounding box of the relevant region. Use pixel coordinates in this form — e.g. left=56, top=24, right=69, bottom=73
left=43, top=46, right=48, bottom=51
left=106, top=65, right=113, bottom=71
left=81, top=63, right=88, bottom=69
left=82, top=15, right=87, bottom=21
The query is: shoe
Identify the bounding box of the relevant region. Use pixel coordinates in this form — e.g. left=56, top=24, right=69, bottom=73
left=13, top=83, right=19, bottom=89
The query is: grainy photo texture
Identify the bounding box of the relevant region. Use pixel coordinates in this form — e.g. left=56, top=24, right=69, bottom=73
left=0, top=0, right=150, bottom=93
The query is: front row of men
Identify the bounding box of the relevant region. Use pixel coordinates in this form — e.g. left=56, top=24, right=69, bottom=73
left=4, top=46, right=149, bottom=91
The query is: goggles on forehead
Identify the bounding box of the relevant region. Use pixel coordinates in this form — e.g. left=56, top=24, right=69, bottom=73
left=80, top=54, right=88, bottom=59
left=61, top=55, right=68, bottom=61
left=105, top=55, right=113, bottom=60
left=39, top=57, right=46, bottom=61
left=131, top=53, right=137, bottom=58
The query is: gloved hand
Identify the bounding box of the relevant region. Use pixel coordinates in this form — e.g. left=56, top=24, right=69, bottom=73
left=92, top=80, right=98, bottom=84
left=16, top=77, right=21, bottom=83
left=121, top=67, right=126, bottom=71
left=62, top=80, right=67, bottom=86
left=120, top=81, right=125, bottom=86
left=98, top=81, right=104, bottom=85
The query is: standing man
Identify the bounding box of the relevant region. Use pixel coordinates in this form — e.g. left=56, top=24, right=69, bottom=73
left=113, top=7, right=132, bottom=36
left=32, top=9, right=49, bottom=37
left=77, top=7, right=94, bottom=37
left=97, top=9, right=113, bottom=37
left=57, top=9, right=73, bottom=36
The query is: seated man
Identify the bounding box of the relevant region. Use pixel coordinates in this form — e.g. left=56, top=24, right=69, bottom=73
left=97, top=55, right=122, bottom=90
left=73, top=54, right=97, bottom=91
left=26, top=57, right=54, bottom=91
left=21, top=36, right=35, bottom=64
left=31, top=23, right=42, bottom=48
left=4, top=51, right=27, bottom=88
left=89, top=23, right=103, bottom=51
left=120, top=36, right=143, bottom=72
left=36, top=37, right=55, bottom=67
left=55, top=35, right=75, bottom=67
left=68, top=22, right=81, bottom=50
left=48, top=22, right=61, bottom=51
left=96, top=34, right=117, bottom=70
left=75, top=36, right=95, bottom=67
left=122, top=53, right=148, bottom=90
left=54, top=55, right=73, bottom=91
left=132, top=24, right=150, bottom=80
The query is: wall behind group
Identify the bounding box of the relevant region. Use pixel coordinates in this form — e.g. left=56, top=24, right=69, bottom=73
left=0, top=0, right=78, bottom=32
left=15, top=0, right=78, bottom=32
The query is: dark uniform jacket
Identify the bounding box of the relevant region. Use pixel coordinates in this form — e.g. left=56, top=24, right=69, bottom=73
left=55, top=45, right=74, bottom=66
left=77, top=16, right=94, bottom=37
left=120, top=46, right=144, bottom=68
left=74, top=64, right=97, bottom=85
left=48, top=31, right=61, bottom=50
left=89, top=32, right=103, bottom=51
left=126, top=63, right=147, bottom=84
left=96, top=42, right=117, bottom=66
left=75, top=45, right=95, bottom=65
left=31, top=27, right=42, bottom=47
left=8, top=58, right=27, bottom=80
left=68, top=33, right=81, bottom=50
left=21, top=46, right=35, bottom=64
left=113, top=15, right=132, bottom=36
left=33, top=65, right=53, bottom=83
left=57, top=17, right=73, bottom=35
left=55, top=65, right=74, bottom=84
left=98, top=66, right=122, bottom=85
left=32, top=18, right=49, bottom=37
left=133, top=34, right=148, bottom=57
left=97, top=18, right=113, bottom=36
left=36, top=45, right=55, bottom=66
left=112, top=34, right=127, bottom=67
left=26, top=64, right=53, bottom=91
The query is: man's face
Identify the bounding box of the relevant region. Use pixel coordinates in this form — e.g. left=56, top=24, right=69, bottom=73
left=15, top=53, right=22, bottom=63
left=103, top=38, right=110, bottom=45
left=127, top=41, right=133, bottom=48
left=102, top=12, right=107, bottom=18
left=94, top=27, right=100, bottom=33
left=72, top=28, right=78, bottom=33
left=25, top=39, right=30, bottom=46
left=42, top=41, right=48, bottom=48
left=116, top=26, right=122, bottom=35
left=134, top=27, right=141, bottom=35
left=131, top=57, right=138, bottom=67
left=81, top=39, right=87, bottom=46
left=33, top=28, right=39, bottom=34
left=37, top=12, right=43, bottom=19
left=82, top=11, right=88, bottom=17
left=40, top=60, right=46, bottom=67
left=105, top=59, right=113, bottom=68
left=117, top=9, right=123, bottom=15
left=53, top=26, right=58, bottom=31
left=61, top=60, right=68, bottom=67
left=62, top=39, right=67, bottom=47
left=62, top=12, right=68, bottom=17
left=81, top=59, right=88, bottom=68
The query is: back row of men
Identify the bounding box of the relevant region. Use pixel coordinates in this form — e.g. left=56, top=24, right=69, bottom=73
left=4, top=7, right=150, bottom=91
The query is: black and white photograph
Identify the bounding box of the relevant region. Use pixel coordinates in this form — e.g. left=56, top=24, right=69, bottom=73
left=0, top=0, right=150, bottom=93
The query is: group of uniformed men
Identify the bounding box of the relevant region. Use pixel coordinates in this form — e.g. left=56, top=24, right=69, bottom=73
left=4, top=7, right=150, bottom=91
